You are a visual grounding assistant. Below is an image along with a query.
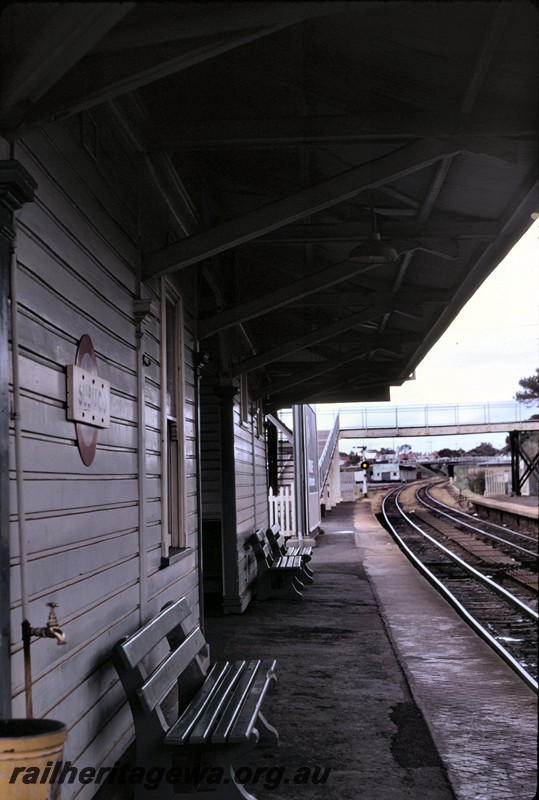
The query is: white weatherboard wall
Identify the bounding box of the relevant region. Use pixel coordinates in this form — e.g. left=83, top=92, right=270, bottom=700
left=234, top=398, right=268, bottom=606
left=9, top=118, right=200, bottom=798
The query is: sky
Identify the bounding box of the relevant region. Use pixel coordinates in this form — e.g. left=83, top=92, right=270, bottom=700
left=323, top=217, right=539, bottom=454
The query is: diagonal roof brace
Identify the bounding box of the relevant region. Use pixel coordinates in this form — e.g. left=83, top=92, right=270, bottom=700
left=232, top=314, right=421, bottom=376
left=3, top=4, right=361, bottom=132
left=265, top=375, right=395, bottom=408
left=253, top=347, right=406, bottom=402
left=391, top=239, right=459, bottom=259
left=258, top=220, right=499, bottom=243
left=287, top=290, right=450, bottom=306
left=142, top=137, right=460, bottom=280
left=198, top=259, right=383, bottom=339
left=0, top=4, right=136, bottom=116
left=283, top=377, right=394, bottom=406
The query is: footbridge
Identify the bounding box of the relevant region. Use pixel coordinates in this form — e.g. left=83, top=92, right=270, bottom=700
left=326, top=400, right=539, bottom=439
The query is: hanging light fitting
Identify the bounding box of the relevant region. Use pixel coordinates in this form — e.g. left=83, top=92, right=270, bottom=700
left=349, top=207, right=399, bottom=263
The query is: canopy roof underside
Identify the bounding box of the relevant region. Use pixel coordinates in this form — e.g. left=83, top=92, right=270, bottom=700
left=1, top=1, right=537, bottom=408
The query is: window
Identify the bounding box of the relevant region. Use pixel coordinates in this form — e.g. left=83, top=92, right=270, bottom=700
left=239, top=373, right=249, bottom=426
left=256, top=405, right=264, bottom=438
left=160, top=284, right=187, bottom=564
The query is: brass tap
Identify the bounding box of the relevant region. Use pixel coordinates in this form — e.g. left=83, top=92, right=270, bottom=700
left=28, top=602, right=67, bottom=645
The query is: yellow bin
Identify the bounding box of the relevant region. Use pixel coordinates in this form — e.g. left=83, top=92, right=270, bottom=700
left=0, top=719, right=67, bottom=800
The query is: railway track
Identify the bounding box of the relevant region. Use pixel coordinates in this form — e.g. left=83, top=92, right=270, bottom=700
left=380, top=482, right=538, bottom=693
left=416, top=483, right=539, bottom=601
left=421, top=482, right=538, bottom=562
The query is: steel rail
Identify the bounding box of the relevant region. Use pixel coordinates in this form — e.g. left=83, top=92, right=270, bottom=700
left=381, top=487, right=538, bottom=694
left=420, top=487, right=538, bottom=559
left=424, top=486, right=538, bottom=544
left=405, top=489, right=538, bottom=620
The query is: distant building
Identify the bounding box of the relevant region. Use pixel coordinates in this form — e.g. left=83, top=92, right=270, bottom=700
left=369, top=460, right=417, bottom=483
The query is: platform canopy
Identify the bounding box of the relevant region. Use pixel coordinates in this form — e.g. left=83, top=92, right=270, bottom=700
left=1, top=1, right=537, bottom=408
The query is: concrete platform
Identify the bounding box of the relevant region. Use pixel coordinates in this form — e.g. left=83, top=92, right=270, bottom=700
left=205, top=500, right=538, bottom=800
left=467, top=492, right=539, bottom=520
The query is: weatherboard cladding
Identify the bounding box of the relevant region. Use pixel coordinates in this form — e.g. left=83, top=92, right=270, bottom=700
left=199, top=380, right=268, bottom=605
left=9, top=119, right=200, bottom=798
left=233, top=399, right=268, bottom=600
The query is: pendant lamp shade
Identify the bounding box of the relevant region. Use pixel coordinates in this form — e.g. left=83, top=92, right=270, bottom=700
left=349, top=207, right=399, bottom=263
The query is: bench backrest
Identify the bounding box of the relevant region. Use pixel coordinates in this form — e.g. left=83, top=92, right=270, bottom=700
left=249, top=529, right=274, bottom=564
left=267, top=524, right=287, bottom=554
left=114, top=597, right=206, bottom=718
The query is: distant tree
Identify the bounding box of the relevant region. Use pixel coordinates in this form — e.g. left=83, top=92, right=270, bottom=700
left=515, top=368, right=539, bottom=405
left=468, top=469, right=486, bottom=495
left=379, top=447, right=395, bottom=455
left=397, top=444, right=412, bottom=454
left=438, top=447, right=464, bottom=458
left=467, top=442, right=499, bottom=457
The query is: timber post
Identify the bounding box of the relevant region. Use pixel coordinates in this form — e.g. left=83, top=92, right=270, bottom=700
left=215, top=384, right=242, bottom=613
left=0, top=160, right=36, bottom=718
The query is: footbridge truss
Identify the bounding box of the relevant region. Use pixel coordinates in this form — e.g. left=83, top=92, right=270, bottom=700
left=333, top=401, right=539, bottom=439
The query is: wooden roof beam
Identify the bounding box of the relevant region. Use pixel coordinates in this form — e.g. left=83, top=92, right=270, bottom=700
left=253, top=349, right=404, bottom=402
left=0, top=4, right=135, bottom=127
left=232, top=317, right=421, bottom=376
left=286, top=291, right=449, bottom=307
left=460, top=2, right=513, bottom=115
left=198, top=260, right=381, bottom=338
left=416, top=156, right=453, bottom=225
left=9, top=25, right=292, bottom=127
left=143, top=138, right=460, bottom=280
left=258, top=220, right=499, bottom=243
left=153, top=111, right=535, bottom=151
left=6, top=3, right=352, bottom=130
left=95, top=2, right=351, bottom=51
left=265, top=379, right=393, bottom=409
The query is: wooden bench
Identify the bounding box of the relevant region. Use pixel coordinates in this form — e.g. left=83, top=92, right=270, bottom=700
left=113, top=597, right=278, bottom=800
left=248, top=529, right=308, bottom=600
left=265, top=524, right=314, bottom=581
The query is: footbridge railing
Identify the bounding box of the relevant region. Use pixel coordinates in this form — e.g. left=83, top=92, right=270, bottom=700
left=318, top=413, right=340, bottom=493
left=330, top=400, right=539, bottom=438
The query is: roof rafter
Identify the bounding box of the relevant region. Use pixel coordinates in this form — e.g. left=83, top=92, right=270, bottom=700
left=286, top=290, right=449, bottom=307
left=95, top=2, right=351, bottom=51
left=143, top=137, right=460, bottom=280
left=460, top=2, right=513, bottom=115
left=232, top=316, right=421, bottom=376
left=0, top=4, right=136, bottom=128
left=265, top=377, right=393, bottom=408
left=5, top=2, right=353, bottom=131
left=198, top=260, right=381, bottom=338
left=152, top=111, right=535, bottom=151
left=253, top=348, right=405, bottom=402
left=258, top=220, right=499, bottom=243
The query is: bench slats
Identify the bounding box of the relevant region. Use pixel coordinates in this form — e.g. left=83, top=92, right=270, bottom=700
left=138, top=627, right=206, bottom=714
left=118, top=598, right=192, bottom=669
left=228, top=659, right=277, bottom=744
left=267, top=526, right=312, bottom=559
left=273, top=555, right=302, bottom=570
left=164, top=661, right=235, bottom=746
left=189, top=661, right=247, bottom=744
left=114, top=593, right=279, bottom=794
left=211, top=660, right=261, bottom=744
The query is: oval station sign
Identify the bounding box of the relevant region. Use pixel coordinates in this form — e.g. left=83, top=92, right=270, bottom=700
left=67, top=335, right=110, bottom=466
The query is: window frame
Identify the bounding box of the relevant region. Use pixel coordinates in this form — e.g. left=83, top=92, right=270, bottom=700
left=239, top=373, right=249, bottom=427
left=160, top=281, right=188, bottom=565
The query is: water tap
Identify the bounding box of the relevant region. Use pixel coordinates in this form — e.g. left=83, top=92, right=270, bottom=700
left=30, top=602, right=67, bottom=645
